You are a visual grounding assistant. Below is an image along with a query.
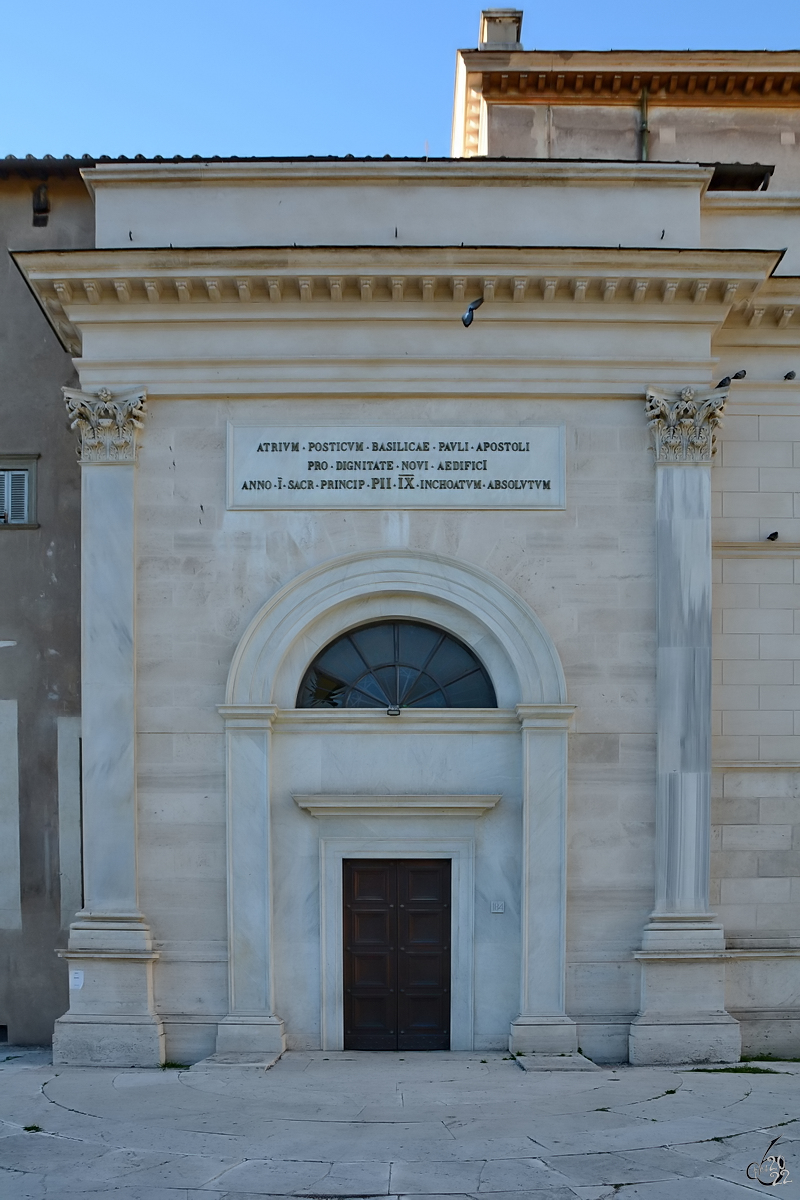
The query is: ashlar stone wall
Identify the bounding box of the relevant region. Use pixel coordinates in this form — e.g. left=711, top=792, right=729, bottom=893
left=711, top=402, right=800, bottom=1052
left=134, top=393, right=657, bottom=1062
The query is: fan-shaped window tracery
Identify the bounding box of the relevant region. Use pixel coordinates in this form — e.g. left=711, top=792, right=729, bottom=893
left=297, top=620, right=497, bottom=709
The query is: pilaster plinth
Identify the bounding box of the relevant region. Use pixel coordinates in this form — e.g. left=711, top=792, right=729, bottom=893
left=629, top=950, right=739, bottom=1065
left=509, top=705, right=578, bottom=1056
left=630, top=387, right=739, bottom=1065
left=54, top=914, right=164, bottom=1066
left=54, top=387, right=164, bottom=1067
left=215, top=706, right=285, bottom=1056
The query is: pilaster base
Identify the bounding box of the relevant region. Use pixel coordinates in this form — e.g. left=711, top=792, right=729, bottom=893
left=640, top=915, right=726, bottom=952
left=54, top=913, right=165, bottom=1067
left=629, top=1015, right=741, bottom=1065
left=629, top=952, right=741, bottom=1065
left=509, top=1014, right=578, bottom=1055
left=216, top=1014, right=286, bottom=1055
left=53, top=1015, right=165, bottom=1067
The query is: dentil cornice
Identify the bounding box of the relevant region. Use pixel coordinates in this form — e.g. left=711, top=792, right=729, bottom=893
left=14, top=246, right=781, bottom=356
left=63, top=386, right=147, bottom=463
left=645, top=385, right=728, bottom=463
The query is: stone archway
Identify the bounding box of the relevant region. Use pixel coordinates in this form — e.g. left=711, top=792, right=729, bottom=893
left=216, top=551, right=575, bottom=1056
left=226, top=549, right=566, bottom=708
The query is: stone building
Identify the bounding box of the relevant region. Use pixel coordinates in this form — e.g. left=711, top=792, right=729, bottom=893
left=5, top=10, right=800, bottom=1063
left=0, top=158, right=92, bottom=1045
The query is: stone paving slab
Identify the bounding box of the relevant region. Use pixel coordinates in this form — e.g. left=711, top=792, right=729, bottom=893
left=513, top=1054, right=601, bottom=1072
left=194, top=1053, right=284, bottom=1071
left=1, top=1046, right=798, bottom=1196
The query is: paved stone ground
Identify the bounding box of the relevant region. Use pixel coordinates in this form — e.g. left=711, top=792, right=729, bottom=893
left=1, top=1046, right=799, bottom=1198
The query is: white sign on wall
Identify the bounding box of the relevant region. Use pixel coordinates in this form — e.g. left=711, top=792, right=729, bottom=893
left=228, top=425, right=565, bottom=510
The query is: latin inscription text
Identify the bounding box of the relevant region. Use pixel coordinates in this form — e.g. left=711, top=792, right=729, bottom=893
left=229, top=425, right=564, bottom=510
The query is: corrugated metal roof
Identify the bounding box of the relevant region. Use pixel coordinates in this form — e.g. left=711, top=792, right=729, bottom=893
left=0, top=155, right=775, bottom=192
left=1, top=153, right=447, bottom=177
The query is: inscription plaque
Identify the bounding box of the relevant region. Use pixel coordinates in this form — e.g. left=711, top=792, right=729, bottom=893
left=228, top=425, right=565, bottom=509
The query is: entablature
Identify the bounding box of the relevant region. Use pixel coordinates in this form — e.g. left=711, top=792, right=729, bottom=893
left=714, top=275, right=800, bottom=337
left=459, top=51, right=800, bottom=107
left=14, top=246, right=782, bottom=357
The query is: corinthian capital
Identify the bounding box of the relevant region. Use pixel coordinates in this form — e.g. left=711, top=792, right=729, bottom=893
left=63, top=386, right=147, bottom=463
left=645, top=386, right=727, bottom=464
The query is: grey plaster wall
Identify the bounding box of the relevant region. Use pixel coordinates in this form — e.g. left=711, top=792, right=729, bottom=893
left=487, top=102, right=800, bottom=189
left=0, top=173, right=93, bottom=1044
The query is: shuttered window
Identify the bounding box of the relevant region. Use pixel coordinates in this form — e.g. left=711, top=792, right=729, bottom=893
left=0, top=470, right=29, bottom=524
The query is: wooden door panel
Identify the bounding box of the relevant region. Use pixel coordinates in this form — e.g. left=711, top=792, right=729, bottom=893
left=350, top=995, right=393, bottom=1030
left=344, top=860, right=397, bottom=1050
left=351, top=953, right=392, bottom=987
left=344, top=859, right=450, bottom=1051
left=403, top=952, right=445, bottom=988
left=401, top=995, right=447, bottom=1031
left=405, top=910, right=443, bottom=943
left=405, top=865, right=445, bottom=900
left=352, top=911, right=392, bottom=943
left=352, top=868, right=393, bottom=900
left=397, top=859, right=450, bottom=1051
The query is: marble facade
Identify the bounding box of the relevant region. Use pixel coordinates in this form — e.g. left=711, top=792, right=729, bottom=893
left=13, top=19, right=800, bottom=1065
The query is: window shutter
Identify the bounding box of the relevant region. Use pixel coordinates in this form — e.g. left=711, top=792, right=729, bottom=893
left=8, top=471, right=28, bottom=523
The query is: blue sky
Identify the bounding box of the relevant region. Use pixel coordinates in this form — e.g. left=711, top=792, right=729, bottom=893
left=2, top=0, right=799, bottom=159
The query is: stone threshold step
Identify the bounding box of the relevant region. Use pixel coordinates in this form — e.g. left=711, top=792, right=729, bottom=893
left=515, top=1052, right=601, bottom=1071
left=191, top=1050, right=283, bottom=1070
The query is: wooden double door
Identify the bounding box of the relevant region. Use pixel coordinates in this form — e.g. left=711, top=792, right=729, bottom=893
left=343, top=859, right=451, bottom=1050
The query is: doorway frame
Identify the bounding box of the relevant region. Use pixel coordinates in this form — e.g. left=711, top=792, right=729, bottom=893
left=218, top=550, right=573, bottom=1056
left=320, top=837, right=474, bottom=1051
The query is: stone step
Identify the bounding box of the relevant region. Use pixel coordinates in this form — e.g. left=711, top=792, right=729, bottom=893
left=514, top=1052, right=602, bottom=1071
left=191, top=1050, right=283, bottom=1070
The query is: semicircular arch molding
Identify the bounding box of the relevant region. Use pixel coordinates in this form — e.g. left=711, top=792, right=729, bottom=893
left=226, top=551, right=566, bottom=709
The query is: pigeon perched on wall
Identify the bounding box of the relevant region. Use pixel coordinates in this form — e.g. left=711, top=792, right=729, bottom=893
left=461, top=297, right=484, bottom=327
left=767, top=531, right=779, bottom=541
left=785, top=371, right=796, bottom=380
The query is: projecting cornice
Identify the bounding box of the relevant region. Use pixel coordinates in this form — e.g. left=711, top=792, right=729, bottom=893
left=717, top=275, right=800, bottom=335
left=13, top=246, right=782, bottom=356
left=81, top=159, right=714, bottom=189
left=459, top=51, right=800, bottom=106
left=292, top=794, right=502, bottom=818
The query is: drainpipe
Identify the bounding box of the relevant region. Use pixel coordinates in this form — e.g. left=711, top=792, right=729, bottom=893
left=640, top=87, right=649, bottom=162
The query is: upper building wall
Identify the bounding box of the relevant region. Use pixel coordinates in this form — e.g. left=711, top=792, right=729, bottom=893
left=485, top=104, right=800, bottom=186
left=453, top=47, right=800, bottom=189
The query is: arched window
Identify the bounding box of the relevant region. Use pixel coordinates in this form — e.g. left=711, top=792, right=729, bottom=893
left=297, top=620, right=497, bottom=709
